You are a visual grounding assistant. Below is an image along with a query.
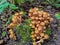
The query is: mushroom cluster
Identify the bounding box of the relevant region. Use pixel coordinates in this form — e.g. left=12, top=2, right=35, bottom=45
left=7, top=12, right=23, bottom=40
left=29, top=7, right=54, bottom=45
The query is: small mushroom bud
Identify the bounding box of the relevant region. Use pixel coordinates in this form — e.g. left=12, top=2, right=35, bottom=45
left=15, top=13, right=19, bottom=16
left=47, top=14, right=50, bottom=16
left=31, top=21, right=36, bottom=24
left=31, top=35, right=35, bottom=38
left=39, top=14, right=42, bottom=17
left=37, top=36, right=40, bottom=39
left=38, top=11, right=42, bottom=15
left=40, top=33, right=44, bottom=37
left=39, top=17, right=44, bottom=20
left=13, top=15, right=16, bottom=19
left=13, top=36, right=16, bottom=40
left=34, top=34, right=37, bottom=37
left=29, top=13, right=31, bottom=16
left=50, top=18, right=54, bottom=22
left=44, top=34, right=49, bottom=39
left=10, top=31, right=14, bottom=34
left=35, top=30, right=39, bottom=34
left=35, top=17, right=39, bottom=20
left=40, top=11, right=44, bottom=14
left=9, top=35, right=14, bottom=39
left=40, top=22, right=45, bottom=26
left=43, top=30, right=46, bottom=32
left=43, top=26, right=46, bottom=29
left=9, top=29, right=14, bottom=34
left=33, top=11, right=38, bottom=15
left=43, top=12, right=47, bottom=15
left=34, top=7, right=39, bottom=11
left=29, top=9, right=33, bottom=13
left=9, top=29, right=13, bottom=32
left=47, top=17, right=50, bottom=20
left=38, top=43, right=41, bottom=45
left=43, top=14, right=48, bottom=18
left=44, top=20, right=49, bottom=24
left=33, top=39, right=36, bottom=41
left=35, top=28, right=38, bottom=30
left=38, top=26, right=43, bottom=31
left=30, top=23, right=33, bottom=26
left=31, top=32, right=35, bottom=35
left=33, top=42, right=37, bottom=45
left=31, top=16, right=35, bottom=20
left=36, top=24, right=40, bottom=27
left=19, top=12, right=24, bottom=15
left=37, top=21, right=40, bottom=24
left=0, top=40, right=3, bottom=44
left=32, top=25, right=35, bottom=28
left=36, top=21, right=40, bottom=24
left=38, top=26, right=43, bottom=30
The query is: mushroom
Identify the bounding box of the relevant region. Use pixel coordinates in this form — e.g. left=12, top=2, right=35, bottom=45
left=38, top=43, right=41, bottom=45
left=44, top=34, right=49, bottom=39
left=40, top=22, right=45, bottom=26
left=15, top=12, right=19, bottom=16
left=0, top=40, right=3, bottom=44
left=50, top=18, right=54, bottom=22
left=31, top=32, right=35, bottom=35
left=33, top=41, right=37, bottom=45
left=29, top=7, right=54, bottom=45
left=19, top=12, right=24, bottom=15
left=7, top=12, right=23, bottom=40
left=8, top=23, right=16, bottom=28
left=38, top=26, right=43, bottom=31
left=31, top=16, right=35, bottom=20
left=37, top=36, right=40, bottom=39
left=35, top=30, right=39, bottom=34
left=40, top=33, right=44, bottom=37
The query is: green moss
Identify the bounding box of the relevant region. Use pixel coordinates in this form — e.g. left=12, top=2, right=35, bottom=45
left=16, top=19, right=32, bottom=44
left=2, top=31, right=6, bottom=37
left=55, top=14, right=60, bottom=20
left=45, top=29, right=51, bottom=35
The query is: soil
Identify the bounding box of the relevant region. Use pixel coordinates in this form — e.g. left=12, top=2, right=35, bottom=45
left=0, top=1, right=60, bottom=45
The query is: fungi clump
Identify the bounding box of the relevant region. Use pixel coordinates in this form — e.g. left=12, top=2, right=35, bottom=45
left=7, top=12, right=23, bottom=40
left=29, top=7, right=54, bottom=45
